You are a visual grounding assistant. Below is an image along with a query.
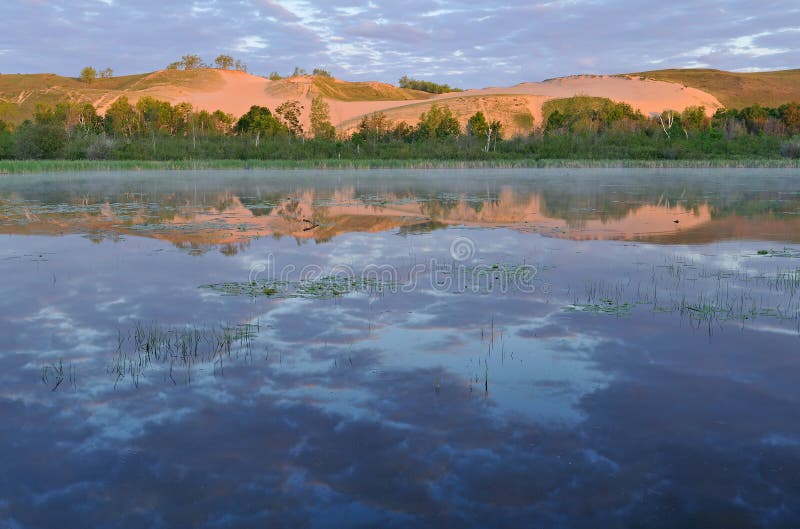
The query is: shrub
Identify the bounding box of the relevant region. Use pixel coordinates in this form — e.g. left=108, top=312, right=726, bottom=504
left=14, top=122, right=67, bottom=159
left=86, top=135, right=115, bottom=160
left=780, top=139, right=800, bottom=159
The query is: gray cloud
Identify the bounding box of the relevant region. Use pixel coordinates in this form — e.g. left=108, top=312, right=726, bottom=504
left=0, top=0, right=798, bottom=87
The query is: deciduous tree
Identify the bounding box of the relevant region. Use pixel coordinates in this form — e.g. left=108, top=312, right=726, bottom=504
left=275, top=100, right=304, bottom=137
left=780, top=102, right=800, bottom=134
left=104, top=96, right=139, bottom=137
left=467, top=111, right=489, bottom=138
left=235, top=105, right=287, bottom=146
left=80, top=66, right=97, bottom=84
left=215, top=55, right=234, bottom=69
left=416, top=104, right=460, bottom=139
left=310, top=96, right=335, bottom=139
left=181, top=54, right=203, bottom=70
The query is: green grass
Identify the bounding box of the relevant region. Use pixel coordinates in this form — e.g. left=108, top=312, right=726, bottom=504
left=626, top=68, right=800, bottom=108
left=312, top=76, right=432, bottom=101
left=0, top=69, right=221, bottom=124
left=512, top=112, right=535, bottom=130
left=2, top=158, right=799, bottom=174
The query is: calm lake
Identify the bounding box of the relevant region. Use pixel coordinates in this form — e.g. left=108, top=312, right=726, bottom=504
left=1, top=169, right=799, bottom=528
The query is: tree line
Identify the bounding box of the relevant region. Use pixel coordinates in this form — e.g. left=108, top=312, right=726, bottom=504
left=166, top=54, right=248, bottom=72
left=1, top=95, right=799, bottom=161
left=398, top=76, right=463, bottom=94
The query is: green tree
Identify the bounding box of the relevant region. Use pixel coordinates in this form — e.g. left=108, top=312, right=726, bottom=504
left=398, top=76, right=462, bottom=94
left=310, top=96, right=335, bottom=139
left=312, top=68, right=332, bottom=78
left=741, top=104, right=769, bottom=134
left=0, top=120, right=13, bottom=159
left=358, top=112, right=392, bottom=143
left=136, top=96, right=173, bottom=133
left=779, top=102, right=800, bottom=135
left=181, top=54, right=203, bottom=70
left=416, top=104, right=460, bottom=139
left=33, top=104, right=58, bottom=125
left=268, top=72, right=283, bottom=81
left=467, top=111, right=489, bottom=137
left=211, top=110, right=236, bottom=134
left=680, top=106, right=708, bottom=136
left=80, top=66, right=97, bottom=84
left=14, top=121, right=68, bottom=159
left=235, top=105, right=287, bottom=146
left=99, top=68, right=114, bottom=79
left=44, top=102, right=102, bottom=136
left=487, top=120, right=502, bottom=151
left=75, top=103, right=103, bottom=132
left=104, top=96, right=140, bottom=137
left=172, top=102, right=194, bottom=135
left=275, top=100, right=304, bottom=137
left=215, top=55, right=234, bottom=69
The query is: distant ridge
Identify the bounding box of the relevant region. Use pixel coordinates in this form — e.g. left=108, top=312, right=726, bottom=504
left=1, top=67, right=797, bottom=134
left=625, top=69, right=800, bottom=108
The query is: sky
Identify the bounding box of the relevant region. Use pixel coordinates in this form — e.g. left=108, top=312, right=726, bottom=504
left=1, top=0, right=799, bottom=88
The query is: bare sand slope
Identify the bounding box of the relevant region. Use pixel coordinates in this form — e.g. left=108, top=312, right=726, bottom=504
left=454, top=75, right=723, bottom=116
left=96, top=71, right=421, bottom=132
left=96, top=70, right=282, bottom=117
left=93, top=70, right=723, bottom=136
left=337, top=75, right=723, bottom=135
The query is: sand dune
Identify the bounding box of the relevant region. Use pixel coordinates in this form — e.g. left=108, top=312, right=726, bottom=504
left=32, top=69, right=724, bottom=136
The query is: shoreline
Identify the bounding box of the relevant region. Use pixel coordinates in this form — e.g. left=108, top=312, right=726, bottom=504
left=0, top=158, right=799, bottom=174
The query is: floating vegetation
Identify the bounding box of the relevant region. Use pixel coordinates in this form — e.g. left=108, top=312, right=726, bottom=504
left=564, top=256, right=800, bottom=331
left=567, top=299, right=633, bottom=317
left=754, top=247, right=800, bottom=258
left=109, top=321, right=260, bottom=388
left=202, top=275, right=393, bottom=300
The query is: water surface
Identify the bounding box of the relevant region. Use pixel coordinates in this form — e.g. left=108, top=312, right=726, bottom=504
left=1, top=169, right=799, bottom=528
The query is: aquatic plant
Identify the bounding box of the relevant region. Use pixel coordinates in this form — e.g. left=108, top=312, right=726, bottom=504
left=109, top=321, right=261, bottom=388
left=564, top=257, right=800, bottom=331
left=201, top=275, right=393, bottom=300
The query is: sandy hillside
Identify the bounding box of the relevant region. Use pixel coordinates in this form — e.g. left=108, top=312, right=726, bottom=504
left=335, top=75, right=722, bottom=135
left=6, top=69, right=723, bottom=135
left=456, top=75, right=723, bottom=116
left=328, top=75, right=723, bottom=135
left=94, top=71, right=427, bottom=132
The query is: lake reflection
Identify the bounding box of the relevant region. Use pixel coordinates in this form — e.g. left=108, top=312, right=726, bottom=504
left=1, top=169, right=799, bottom=529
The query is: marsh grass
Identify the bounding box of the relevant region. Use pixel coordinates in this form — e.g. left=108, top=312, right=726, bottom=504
left=110, top=321, right=260, bottom=387
left=3, top=158, right=800, bottom=174
left=41, top=359, right=77, bottom=392
left=567, top=256, right=800, bottom=331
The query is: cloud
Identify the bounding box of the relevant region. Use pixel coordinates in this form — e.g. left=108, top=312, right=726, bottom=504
left=0, top=0, right=798, bottom=87
left=345, top=21, right=429, bottom=43
left=233, top=35, right=269, bottom=52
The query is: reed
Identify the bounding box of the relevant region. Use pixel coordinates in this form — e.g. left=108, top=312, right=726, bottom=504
left=3, top=157, right=800, bottom=174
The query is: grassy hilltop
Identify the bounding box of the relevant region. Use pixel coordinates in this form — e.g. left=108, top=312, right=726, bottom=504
left=628, top=69, right=800, bottom=108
